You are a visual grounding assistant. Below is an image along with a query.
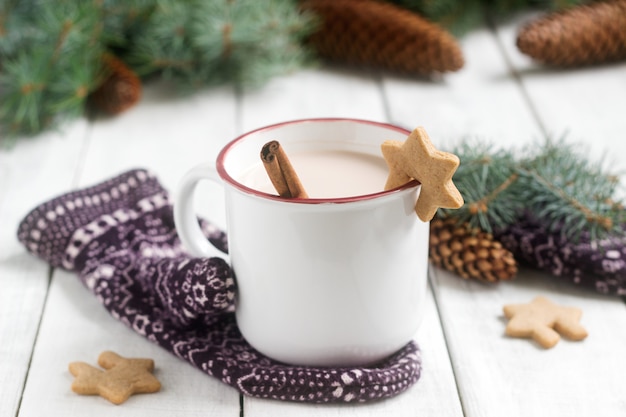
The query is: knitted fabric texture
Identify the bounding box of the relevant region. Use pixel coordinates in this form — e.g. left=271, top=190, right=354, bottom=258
left=17, top=169, right=421, bottom=403
left=497, top=212, right=626, bottom=296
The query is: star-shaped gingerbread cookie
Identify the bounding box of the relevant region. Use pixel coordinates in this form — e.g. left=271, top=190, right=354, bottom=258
left=503, top=296, right=588, bottom=348
left=381, top=127, right=463, bottom=221
left=69, top=351, right=161, bottom=404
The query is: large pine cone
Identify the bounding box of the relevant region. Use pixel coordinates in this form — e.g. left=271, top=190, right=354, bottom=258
left=300, top=0, right=464, bottom=74
left=517, top=0, right=626, bottom=66
left=89, top=54, right=142, bottom=115
left=429, top=217, right=518, bottom=283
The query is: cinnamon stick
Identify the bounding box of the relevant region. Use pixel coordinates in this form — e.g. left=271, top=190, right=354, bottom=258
left=260, top=141, right=308, bottom=198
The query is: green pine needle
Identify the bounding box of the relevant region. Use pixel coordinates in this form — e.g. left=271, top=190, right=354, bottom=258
left=389, top=0, right=585, bottom=34
left=0, top=0, right=314, bottom=139
left=126, top=0, right=315, bottom=88
left=0, top=0, right=104, bottom=139
left=517, top=138, right=625, bottom=239
left=441, top=137, right=625, bottom=240
left=440, top=139, right=522, bottom=231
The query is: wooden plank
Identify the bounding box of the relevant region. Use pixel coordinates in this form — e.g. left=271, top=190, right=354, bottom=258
left=239, top=68, right=463, bottom=416
left=431, top=266, right=626, bottom=417
left=79, top=83, right=240, bottom=230
left=77, top=83, right=239, bottom=190
left=0, top=121, right=88, bottom=417
left=382, top=27, right=543, bottom=147
left=240, top=67, right=388, bottom=130
left=17, top=83, right=242, bottom=416
left=492, top=13, right=626, bottom=169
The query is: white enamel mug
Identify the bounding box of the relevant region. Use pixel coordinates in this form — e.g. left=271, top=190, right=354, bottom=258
left=174, top=118, right=429, bottom=366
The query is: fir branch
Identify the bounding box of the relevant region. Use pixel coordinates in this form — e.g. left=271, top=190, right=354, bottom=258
left=100, top=0, right=154, bottom=47
left=0, top=0, right=42, bottom=57
left=472, top=172, right=519, bottom=214
left=516, top=138, right=624, bottom=239
left=388, top=0, right=585, bottom=34
left=440, top=139, right=523, bottom=232
left=0, top=49, right=50, bottom=135
left=390, top=0, right=486, bottom=35
left=126, top=0, right=315, bottom=88
left=51, top=19, right=73, bottom=64
left=519, top=166, right=614, bottom=235
left=442, top=136, right=626, bottom=241
left=531, top=0, right=586, bottom=11
left=0, top=0, right=104, bottom=139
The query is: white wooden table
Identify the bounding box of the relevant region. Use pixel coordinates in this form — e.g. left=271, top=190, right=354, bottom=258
left=2, top=17, right=626, bottom=417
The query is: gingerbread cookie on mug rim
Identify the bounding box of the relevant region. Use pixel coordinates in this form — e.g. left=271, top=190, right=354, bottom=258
left=381, top=127, right=464, bottom=221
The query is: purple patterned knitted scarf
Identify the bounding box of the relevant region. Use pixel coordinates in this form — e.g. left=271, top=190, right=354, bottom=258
left=17, top=169, right=421, bottom=403
left=497, top=212, right=626, bottom=296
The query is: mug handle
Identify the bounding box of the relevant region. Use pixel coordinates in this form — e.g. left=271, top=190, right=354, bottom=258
left=174, top=163, right=229, bottom=260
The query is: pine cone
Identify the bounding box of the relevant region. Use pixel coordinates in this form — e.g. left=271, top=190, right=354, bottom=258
left=517, top=0, right=626, bottom=66
left=300, top=0, right=464, bottom=74
left=89, top=54, right=142, bottom=115
left=429, top=217, right=518, bottom=283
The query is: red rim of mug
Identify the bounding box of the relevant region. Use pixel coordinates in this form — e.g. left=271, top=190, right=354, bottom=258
left=215, top=118, right=420, bottom=204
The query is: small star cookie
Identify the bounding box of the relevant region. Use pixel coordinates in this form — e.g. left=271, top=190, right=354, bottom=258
left=69, top=351, right=161, bottom=404
left=503, top=296, right=588, bottom=348
left=381, top=127, right=463, bottom=221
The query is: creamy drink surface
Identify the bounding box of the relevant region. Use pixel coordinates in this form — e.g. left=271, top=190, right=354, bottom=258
left=238, top=149, right=390, bottom=198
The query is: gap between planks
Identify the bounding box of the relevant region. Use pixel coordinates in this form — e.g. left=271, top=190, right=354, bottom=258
left=14, top=266, right=54, bottom=417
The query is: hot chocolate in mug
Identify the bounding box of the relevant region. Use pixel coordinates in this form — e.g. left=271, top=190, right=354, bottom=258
left=174, top=118, right=429, bottom=366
